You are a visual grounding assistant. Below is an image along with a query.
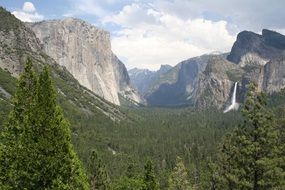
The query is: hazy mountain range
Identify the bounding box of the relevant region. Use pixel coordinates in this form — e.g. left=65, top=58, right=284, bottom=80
left=130, top=29, right=285, bottom=109
left=1, top=7, right=285, bottom=111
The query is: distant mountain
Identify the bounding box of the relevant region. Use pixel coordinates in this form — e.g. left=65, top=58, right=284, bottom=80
left=2, top=5, right=285, bottom=110
left=192, top=55, right=244, bottom=109
left=227, top=29, right=285, bottom=65
left=144, top=29, right=285, bottom=109
left=194, top=29, right=285, bottom=109
left=27, top=18, right=141, bottom=106
left=143, top=54, right=214, bottom=106
left=128, top=64, right=172, bottom=95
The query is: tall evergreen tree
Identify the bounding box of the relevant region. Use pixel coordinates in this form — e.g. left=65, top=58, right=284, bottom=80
left=88, top=149, right=111, bottom=190
left=143, top=159, right=159, bottom=190
left=214, top=83, right=285, bottom=190
left=0, top=60, right=89, bottom=189
left=0, top=58, right=39, bottom=189
left=168, top=156, right=192, bottom=190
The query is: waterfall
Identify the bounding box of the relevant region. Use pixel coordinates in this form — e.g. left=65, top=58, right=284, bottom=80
left=223, top=82, right=239, bottom=113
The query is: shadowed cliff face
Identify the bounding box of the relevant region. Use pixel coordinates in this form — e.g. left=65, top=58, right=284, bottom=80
left=28, top=18, right=141, bottom=105
left=145, top=61, right=199, bottom=106
left=142, top=55, right=212, bottom=106
left=192, top=56, right=243, bottom=109
left=141, top=30, right=285, bottom=109
left=227, top=29, right=285, bottom=65
left=195, top=30, right=285, bottom=109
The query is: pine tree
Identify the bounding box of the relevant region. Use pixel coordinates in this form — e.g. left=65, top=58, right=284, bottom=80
left=214, top=83, right=285, bottom=190
left=113, top=176, right=145, bottom=190
left=143, top=159, right=160, bottom=190
left=168, top=156, right=192, bottom=190
left=0, top=58, right=39, bottom=189
left=88, top=149, right=111, bottom=190
left=0, top=61, right=89, bottom=189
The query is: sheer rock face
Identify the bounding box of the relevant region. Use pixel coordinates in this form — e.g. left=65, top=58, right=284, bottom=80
left=196, top=29, right=285, bottom=109
left=28, top=18, right=141, bottom=105
left=227, top=29, right=285, bottom=65
left=240, top=56, right=285, bottom=95
left=195, top=30, right=285, bottom=109
left=228, top=30, right=285, bottom=101
left=262, top=57, right=285, bottom=93
left=142, top=54, right=218, bottom=106
left=142, top=30, right=285, bottom=109
left=192, top=56, right=243, bottom=109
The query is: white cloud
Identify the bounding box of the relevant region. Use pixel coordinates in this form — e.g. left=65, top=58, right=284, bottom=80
left=105, top=3, right=236, bottom=70
left=12, top=2, right=43, bottom=22
left=105, top=4, right=157, bottom=28
left=19, top=0, right=283, bottom=70
left=12, top=11, right=44, bottom=22
left=154, top=0, right=285, bottom=32
left=23, top=2, right=36, bottom=13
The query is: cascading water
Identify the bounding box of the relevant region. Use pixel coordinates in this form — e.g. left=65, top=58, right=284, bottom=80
left=223, top=82, right=239, bottom=113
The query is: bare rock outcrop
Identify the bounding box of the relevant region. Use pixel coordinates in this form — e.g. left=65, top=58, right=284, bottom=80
left=28, top=18, right=141, bottom=105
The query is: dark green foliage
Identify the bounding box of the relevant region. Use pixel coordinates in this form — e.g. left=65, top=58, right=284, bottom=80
left=0, top=98, right=12, bottom=127
left=88, top=149, right=111, bottom=190
left=0, top=60, right=89, bottom=189
left=113, top=177, right=145, bottom=190
left=226, top=69, right=244, bottom=82
left=242, top=64, right=261, bottom=73
left=214, top=83, right=285, bottom=190
left=0, top=7, right=22, bottom=31
left=168, top=156, right=192, bottom=190
left=0, top=69, right=15, bottom=125
left=143, top=159, right=159, bottom=190
left=0, top=63, right=244, bottom=189
left=112, top=160, right=145, bottom=190
left=0, top=68, right=16, bottom=96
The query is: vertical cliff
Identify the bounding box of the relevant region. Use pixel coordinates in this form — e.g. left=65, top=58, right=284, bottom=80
left=28, top=18, right=141, bottom=105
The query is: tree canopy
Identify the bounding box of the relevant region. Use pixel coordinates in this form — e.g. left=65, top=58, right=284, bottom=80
left=213, top=83, right=285, bottom=190
left=0, top=59, right=89, bottom=189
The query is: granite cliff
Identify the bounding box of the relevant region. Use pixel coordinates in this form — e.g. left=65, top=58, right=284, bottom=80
left=139, top=29, right=285, bottom=109
left=0, top=7, right=128, bottom=121
left=28, top=18, right=141, bottom=105
left=141, top=54, right=216, bottom=106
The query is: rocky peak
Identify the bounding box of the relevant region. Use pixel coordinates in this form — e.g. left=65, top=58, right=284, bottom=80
left=129, top=68, right=153, bottom=77
left=157, top=64, right=172, bottom=74
left=0, top=7, right=43, bottom=76
left=227, top=29, right=285, bottom=66
left=262, top=29, right=285, bottom=49
left=144, top=54, right=213, bottom=106
left=28, top=18, right=141, bottom=105
left=227, top=31, right=263, bottom=64
left=128, top=65, right=172, bottom=96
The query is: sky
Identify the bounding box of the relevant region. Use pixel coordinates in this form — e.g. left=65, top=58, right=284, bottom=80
left=1, top=0, right=285, bottom=71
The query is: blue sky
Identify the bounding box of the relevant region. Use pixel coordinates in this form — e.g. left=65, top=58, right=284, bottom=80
left=1, top=0, right=285, bottom=70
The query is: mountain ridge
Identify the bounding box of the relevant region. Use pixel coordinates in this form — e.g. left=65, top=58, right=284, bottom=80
left=135, top=29, right=285, bottom=109
left=128, top=64, right=172, bottom=95
left=0, top=7, right=128, bottom=121
left=27, top=17, right=141, bottom=106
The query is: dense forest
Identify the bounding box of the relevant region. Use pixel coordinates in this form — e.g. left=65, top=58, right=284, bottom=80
left=0, top=60, right=285, bottom=189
